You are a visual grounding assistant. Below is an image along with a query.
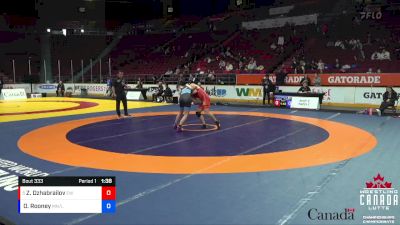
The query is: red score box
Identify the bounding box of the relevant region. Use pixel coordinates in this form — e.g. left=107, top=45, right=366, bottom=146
left=102, top=186, right=116, bottom=200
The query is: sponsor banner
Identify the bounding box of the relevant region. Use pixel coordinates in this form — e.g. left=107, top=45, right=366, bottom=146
left=237, top=73, right=400, bottom=86
left=0, top=157, right=49, bottom=192
left=360, top=5, right=382, bottom=20
left=126, top=91, right=144, bottom=101
left=242, top=14, right=317, bottom=30
left=2, top=84, right=31, bottom=93
left=359, top=173, right=398, bottom=224
left=70, top=83, right=108, bottom=95
left=35, top=83, right=110, bottom=95
left=17, top=83, right=400, bottom=105
left=309, top=86, right=354, bottom=104
left=205, top=85, right=353, bottom=104
left=307, top=208, right=355, bottom=222
left=291, top=96, right=320, bottom=110
left=354, top=87, right=400, bottom=105
left=0, top=89, right=27, bottom=100
left=269, top=5, right=294, bottom=16
left=36, top=84, right=57, bottom=93
left=146, top=85, right=396, bottom=106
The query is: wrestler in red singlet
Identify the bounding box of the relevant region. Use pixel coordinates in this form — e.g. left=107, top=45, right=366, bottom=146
left=192, top=86, right=211, bottom=110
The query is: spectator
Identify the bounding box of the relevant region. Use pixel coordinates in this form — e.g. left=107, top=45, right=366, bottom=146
left=256, top=65, right=265, bottom=71
left=310, top=60, right=318, bottom=71
left=291, top=57, right=298, bottom=73
left=225, top=62, right=233, bottom=72
left=366, top=32, right=372, bottom=45
left=0, top=75, right=4, bottom=95
left=299, top=58, right=306, bottom=74
left=376, top=87, right=398, bottom=116
left=219, top=60, right=226, bottom=69
left=335, top=58, right=340, bottom=69
left=136, top=78, right=143, bottom=89
left=238, top=61, right=244, bottom=71
left=207, top=71, right=215, bottom=84
left=225, top=47, right=233, bottom=58
left=314, top=73, right=321, bottom=86
left=300, top=74, right=311, bottom=86
left=183, top=64, right=190, bottom=74
left=367, top=68, right=373, bottom=74
left=152, top=76, right=158, bottom=84
left=317, top=59, right=325, bottom=73
left=152, top=82, right=164, bottom=102
left=377, top=68, right=382, bottom=73
left=275, top=67, right=287, bottom=86
left=340, top=64, right=351, bottom=73
left=106, top=78, right=113, bottom=96
left=371, top=51, right=380, bottom=60
left=175, top=66, right=181, bottom=75
left=349, top=39, right=358, bottom=50
left=164, top=47, right=170, bottom=55
left=56, top=81, right=65, bottom=97
left=270, top=42, right=277, bottom=51
left=298, top=82, right=311, bottom=93
left=381, top=49, right=391, bottom=60
left=371, top=48, right=391, bottom=60
left=334, top=40, right=345, bottom=50
left=165, top=69, right=173, bottom=75
left=247, top=58, right=257, bottom=71
left=395, top=44, right=400, bottom=60
left=322, top=24, right=328, bottom=37
left=163, top=83, right=173, bottom=103
left=278, top=35, right=285, bottom=46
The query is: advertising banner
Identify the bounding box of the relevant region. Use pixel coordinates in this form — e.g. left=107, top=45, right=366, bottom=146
left=236, top=73, right=400, bottom=87
left=0, top=89, right=27, bottom=100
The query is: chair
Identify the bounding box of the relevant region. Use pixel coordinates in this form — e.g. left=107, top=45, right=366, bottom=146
left=385, top=100, right=398, bottom=115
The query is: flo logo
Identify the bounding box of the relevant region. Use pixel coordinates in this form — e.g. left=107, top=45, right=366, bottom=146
left=205, top=87, right=226, bottom=97
left=360, top=173, right=398, bottom=211
left=307, top=208, right=355, bottom=221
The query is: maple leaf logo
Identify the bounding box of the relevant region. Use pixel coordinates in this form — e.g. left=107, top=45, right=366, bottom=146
left=366, top=173, right=392, bottom=188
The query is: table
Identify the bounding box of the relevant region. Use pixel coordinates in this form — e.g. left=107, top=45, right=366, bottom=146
left=273, top=92, right=325, bottom=110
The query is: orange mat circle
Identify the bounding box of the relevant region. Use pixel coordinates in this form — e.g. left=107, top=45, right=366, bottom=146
left=18, top=111, right=377, bottom=174
left=181, top=123, right=218, bottom=132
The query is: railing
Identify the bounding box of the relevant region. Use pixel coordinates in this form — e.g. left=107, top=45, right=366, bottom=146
left=2, top=57, right=238, bottom=85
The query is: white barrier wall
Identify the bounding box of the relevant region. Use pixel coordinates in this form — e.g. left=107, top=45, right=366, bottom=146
left=2, top=84, right=31, bottom=94
left=3, top=83, right=399, bottom=105
left=35, top=83, right=109, bottom=95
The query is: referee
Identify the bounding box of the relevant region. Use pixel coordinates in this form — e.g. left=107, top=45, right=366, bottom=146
left=112, top=71, right=131, bottom=118
left=262, top=74, right=275, bottom=105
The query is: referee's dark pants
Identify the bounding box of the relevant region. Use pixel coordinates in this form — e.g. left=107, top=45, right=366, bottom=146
left=263, top=88, right=273, bottom=105
left=379, top=100, right=395, bottom=114
left=116, top=94, right=128, bottom=116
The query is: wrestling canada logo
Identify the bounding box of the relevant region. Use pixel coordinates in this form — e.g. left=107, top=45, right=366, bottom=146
left=360, top=173, right=398, bottom=224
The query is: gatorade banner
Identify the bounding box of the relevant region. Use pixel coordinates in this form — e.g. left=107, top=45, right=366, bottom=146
left=236, top=73, right=400, bottom=86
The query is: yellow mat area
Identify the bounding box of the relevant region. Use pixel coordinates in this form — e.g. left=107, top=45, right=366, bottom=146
left=0, top=97, right=167, bottom=122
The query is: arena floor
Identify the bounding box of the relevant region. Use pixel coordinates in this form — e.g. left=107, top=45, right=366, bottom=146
left=0, top=97, right=399, bottom=225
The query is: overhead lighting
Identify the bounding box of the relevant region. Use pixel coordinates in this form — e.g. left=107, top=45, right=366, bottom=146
left=81, top=29, right=85, bottom=33
left=62, top=29, right=67, bottom=36
left=46, top=28, right=51, bottom=33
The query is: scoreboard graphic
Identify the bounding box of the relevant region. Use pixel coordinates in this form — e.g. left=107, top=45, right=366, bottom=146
left=274, top=95, right=292, bottom=108
left=18, top=176, right=116, bottom=213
